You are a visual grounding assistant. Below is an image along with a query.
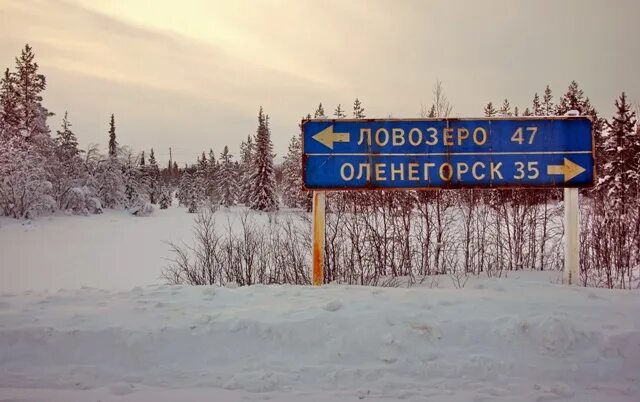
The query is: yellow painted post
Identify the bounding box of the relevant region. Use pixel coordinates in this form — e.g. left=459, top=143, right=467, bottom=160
left=312, top=191, right=326, bottom=286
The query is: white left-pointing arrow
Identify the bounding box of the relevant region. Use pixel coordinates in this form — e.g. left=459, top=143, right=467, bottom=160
left=312, top=125, right=350, bottom=150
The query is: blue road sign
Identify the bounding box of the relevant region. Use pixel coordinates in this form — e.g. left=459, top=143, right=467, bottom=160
left=302, top=117, right=594, bottom=189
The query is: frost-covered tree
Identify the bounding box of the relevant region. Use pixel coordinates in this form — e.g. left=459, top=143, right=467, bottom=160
left=51, top=112, right=96, bottom=213
left=158, top=186, right=171, bottom=209
left=314, top=103, right=325, bottom=118
left=542, top=85, right=554, bottom=116
left=598, top=92, right=638, bottom=208
left=95, top=157, right=125, bottom=208
left=204, top=148, right=219, bottom=202
left=498, top=99, right=512, bottom=117
left=0, top=68, right=20, bottom=140
left=238, top=135, right=254, bottom=205
left=108, top=114, right=117, bottom=157
left=353, top=98, right=365, bottom=119
left=531, top=93, right=543, bottom=116
left=483, top=101, right=497, bottom=117
left=249, top=107, right=278, bottom=211
left=0, top=138, right=55, bottom=218
left=281, top=131, right=310, bottom=210
left=334, top=104, right=346, bottom=118
left=147, top=148, right=160, bottom=204
left=177, top=171, right=193, bottom=206
left=14, top=44, right=50, bottom=142
left=217, top=145, right=237, bottom=207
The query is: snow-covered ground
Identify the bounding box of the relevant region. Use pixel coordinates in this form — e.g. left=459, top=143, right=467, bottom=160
left=1, top=207, right=639, bottom=401
left=0, top=206, right=280, bottom=293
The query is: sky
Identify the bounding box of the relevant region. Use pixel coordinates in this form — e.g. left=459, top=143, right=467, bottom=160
left=1, top=0, right=639, bottom=165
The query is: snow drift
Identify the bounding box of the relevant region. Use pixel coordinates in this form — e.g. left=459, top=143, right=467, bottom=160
left=1, top=272, right=639, bottom=401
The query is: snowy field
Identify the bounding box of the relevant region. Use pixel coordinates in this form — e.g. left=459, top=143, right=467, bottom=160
left=0, top=205, right=281, bottom=293
left=1, top=207, right=639, bottom=401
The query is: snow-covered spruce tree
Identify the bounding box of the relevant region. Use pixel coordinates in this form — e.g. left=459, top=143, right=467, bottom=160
left=531, top=93, right=543, bottom=116
left=147, top=148, right=160, bottom=204
left=0, top=68, right=20, bottom=140
left=0, top=45, right=56, bottom=218
left=249, top=107, right=278, bottom=211
left=205, top=148, right=219, bottom=203
left=483, top=101, right=497, bottom=117
left=281, top=132, right=309, bottom=210
left=108, top=114, right=117, bottom=157
left=15, top=44, right=51, bottom=143
left=334, top=104, right=347, bottom=118
left=120, top=147, right=152, bottom=214
left=217, top=145, right=238, bottom=207
left=96, top=115, right=125, bottom=208
left=498, top=99, right=512, bottom=117
left=542, top=85, right=554, bottom=116
left=158, top=186, right=172, bottom=209
left=596, top=92, right=639, bottom=287
left=598, top=92, right=638, bottom=209
left=238, top=135, right=254, bottom=205
left=51, top=112, right=98, bottom=214
left=353, top=98, right=365, bottom=119
left=314, top=103, right=326, bottom=118
left=177, top=171, right=192, bottom=206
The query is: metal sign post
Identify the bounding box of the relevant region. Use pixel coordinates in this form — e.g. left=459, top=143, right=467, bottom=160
left=302, top=116, right=594, bottom=285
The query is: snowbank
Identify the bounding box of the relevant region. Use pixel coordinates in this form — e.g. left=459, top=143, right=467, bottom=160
left=1, top=273, right=639, bottom=401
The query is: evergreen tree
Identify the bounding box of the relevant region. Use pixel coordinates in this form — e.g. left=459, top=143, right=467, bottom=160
left=334, top=104, right=347, bottom=118
left=514, top=106, right=519, bottom=117
left=353, top=98, right=365, bottom=118
left=140, top=150, right=146, bottom=166
left=148, top=148, right=160, bottom=203
left=14, top=44, right=50, bottom=141
left=177, top=172, right=193, bottom=206
left=599, top=92, right=639, bottom=209
left=108, top=114, right=117, bottom=157
left=281, top=131, right=310, bottom=209
left=542, top=85, right=554, bottom=116
left=238, top=135, right=254, bottom=205
left=314, top=103, right=326, bottom=118
left=484, top=102, right=497, bottom=117
left=96, top=157, right=126, bottom=208
left=0, top=68, right=20, bottom=140
left=217, top=145, right=238, bottom=207
left=249, top=107, right=278, bottom=211
left=55, top=111, right=79, bottom=158
left=532, top=93, right=543, bottom=116
left=499, top=99, right=512, bottom=117
left=158, top=186, right=171, bottom=209
left=522, top=107, right=531, bottom=116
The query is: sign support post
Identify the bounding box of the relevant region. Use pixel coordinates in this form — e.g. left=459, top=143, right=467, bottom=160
left=563, top=188, right=580, bottom=285
left=312, top=191, right=325, bottom=286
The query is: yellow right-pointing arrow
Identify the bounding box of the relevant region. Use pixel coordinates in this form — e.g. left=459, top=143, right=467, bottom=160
left=547, top=158, right=586, bottom=182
